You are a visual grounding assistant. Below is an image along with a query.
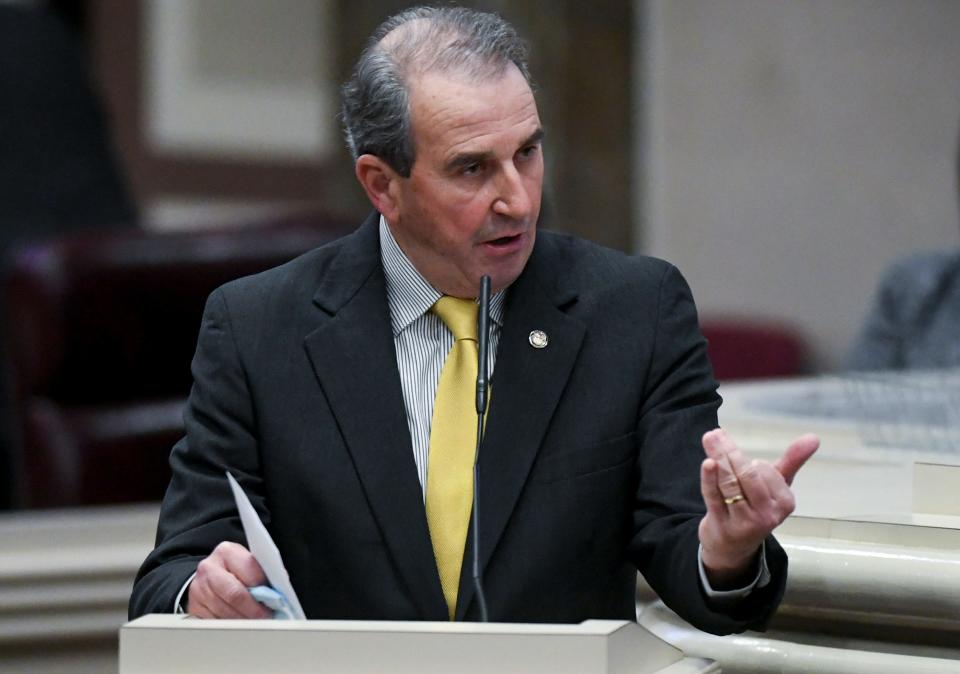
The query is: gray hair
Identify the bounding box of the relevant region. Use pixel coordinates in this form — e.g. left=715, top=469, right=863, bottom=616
left=341, top=6, right=532, bottom=177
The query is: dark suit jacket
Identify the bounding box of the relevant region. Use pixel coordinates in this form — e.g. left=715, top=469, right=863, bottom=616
left=130, top=213, right=786, bottom=634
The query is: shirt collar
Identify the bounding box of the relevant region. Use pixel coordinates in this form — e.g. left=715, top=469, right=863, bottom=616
left=379, top=215, right=506, bottom=336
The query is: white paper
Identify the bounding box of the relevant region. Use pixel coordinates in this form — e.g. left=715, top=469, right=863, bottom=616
left=226, top=472, right=306, bottom=619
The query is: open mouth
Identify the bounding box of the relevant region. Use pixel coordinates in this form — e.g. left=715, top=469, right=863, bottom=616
left=486, top=233, right=521, bottom=248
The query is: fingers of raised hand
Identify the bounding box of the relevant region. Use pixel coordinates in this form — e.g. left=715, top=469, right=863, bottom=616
left=700, top=458, right=727, bottom=514
left=703, top=428, right=766, bottom=509
left=741, top=460, right=795, bottom=528
left=702, top=428, right=795, bottom=525
left=187, top=543, right=271, bottom=619
left=702, top=428, right=737, bottom=463
left=702, top=429, right=743, bottom=501
left=700, top=430, right=802, bottom=565
left=735, top=459, right=774, bottom=507
left=775, top=433, right=820, bottom=486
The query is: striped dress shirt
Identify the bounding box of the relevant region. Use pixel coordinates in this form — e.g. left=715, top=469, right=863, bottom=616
left=379, top=216, right=504, bottom=497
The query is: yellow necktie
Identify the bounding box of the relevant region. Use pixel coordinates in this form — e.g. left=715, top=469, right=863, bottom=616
left=427, top=296, right=479, bottom=620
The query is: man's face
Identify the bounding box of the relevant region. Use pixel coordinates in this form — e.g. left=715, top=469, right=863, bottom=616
left=386, top=64, right=544, bottom=297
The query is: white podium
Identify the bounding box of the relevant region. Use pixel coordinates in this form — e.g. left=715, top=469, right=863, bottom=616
left=120, top=615, right=717, bottom=673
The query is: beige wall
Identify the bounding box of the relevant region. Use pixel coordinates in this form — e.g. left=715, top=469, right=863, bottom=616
left=638, top=0, right=960, bottom=370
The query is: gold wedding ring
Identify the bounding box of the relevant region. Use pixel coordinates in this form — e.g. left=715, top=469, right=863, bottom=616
left=724, top=494, right=745, bottom=505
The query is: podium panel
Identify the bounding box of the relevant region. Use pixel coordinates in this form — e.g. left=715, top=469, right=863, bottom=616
left=120, top=615, right=717, bottom=673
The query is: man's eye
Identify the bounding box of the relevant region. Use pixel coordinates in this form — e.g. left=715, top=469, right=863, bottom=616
left=462, top=162, right=482, bottom=176
left=518, top=145, right=539, bottom=159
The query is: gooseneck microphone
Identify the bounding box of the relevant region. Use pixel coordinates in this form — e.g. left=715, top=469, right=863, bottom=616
left=476, top=276, right=491, bottom=416
left=471, top=275, right=491, bottom=622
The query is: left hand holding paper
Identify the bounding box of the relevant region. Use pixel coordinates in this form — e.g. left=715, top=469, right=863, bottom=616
left=226, top=472, right=306, bottom=619
left=187, top=541, right=273, bottom=619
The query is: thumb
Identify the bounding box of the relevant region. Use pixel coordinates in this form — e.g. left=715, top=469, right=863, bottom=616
left=775, top=434, right=819, bottom=486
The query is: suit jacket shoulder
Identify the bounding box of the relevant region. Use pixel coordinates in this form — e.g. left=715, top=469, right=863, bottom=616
left=214, top=212, right=382, bottom=322
left=530, top=229, right=674, bottom=292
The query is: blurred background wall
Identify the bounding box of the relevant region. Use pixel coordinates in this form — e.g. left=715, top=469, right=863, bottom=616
left=638, top=0, right=960, bottom=370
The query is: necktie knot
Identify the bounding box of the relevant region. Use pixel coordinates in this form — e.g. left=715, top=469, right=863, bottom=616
left=432, top=296, right=478, bottom=342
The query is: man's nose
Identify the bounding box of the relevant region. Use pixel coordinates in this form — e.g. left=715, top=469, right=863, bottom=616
left=492, top=163, right=532, bottom=219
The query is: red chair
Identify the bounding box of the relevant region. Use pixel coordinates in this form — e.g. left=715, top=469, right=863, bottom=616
left=3, top=214, right=354, bottom=508
left=700, top=317, right=808, bottom=382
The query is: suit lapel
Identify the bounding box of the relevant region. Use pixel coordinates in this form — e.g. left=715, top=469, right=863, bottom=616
left=303, top=214, right=447, bottom=620
left=456, top=237, right=586, bottom=620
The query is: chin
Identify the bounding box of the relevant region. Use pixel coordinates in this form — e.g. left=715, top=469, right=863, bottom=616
left=487, top=265, right=526, bottom=294
left=473, top=238, right=535, bottom=293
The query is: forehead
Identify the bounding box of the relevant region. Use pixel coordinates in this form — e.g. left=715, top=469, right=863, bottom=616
left=407, top=66, right=541, bottom=159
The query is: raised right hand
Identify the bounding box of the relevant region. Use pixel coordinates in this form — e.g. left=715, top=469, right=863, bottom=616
left=187, top=541, right=272, bottom=619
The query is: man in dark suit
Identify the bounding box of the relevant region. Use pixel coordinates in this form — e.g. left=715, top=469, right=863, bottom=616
left=130, top=7, right=817, bottom=634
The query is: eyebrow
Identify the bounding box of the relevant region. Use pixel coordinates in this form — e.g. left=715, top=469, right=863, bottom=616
left=523, top=127, right=545, bottom=148
left=444, top=127, right=545, bottom=173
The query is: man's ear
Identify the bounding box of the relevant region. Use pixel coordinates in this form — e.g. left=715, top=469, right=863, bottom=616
left=355, top=155, right=402, bottom=221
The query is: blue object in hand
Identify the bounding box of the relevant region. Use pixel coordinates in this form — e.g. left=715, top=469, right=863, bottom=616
left=248, top=585, right=296, bottom=620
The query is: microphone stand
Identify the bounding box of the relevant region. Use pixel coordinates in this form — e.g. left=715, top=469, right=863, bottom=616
left=472, top=275, right=491, bottom=622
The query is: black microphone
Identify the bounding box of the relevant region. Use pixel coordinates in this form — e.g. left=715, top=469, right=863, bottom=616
left=471, top=275, right=491, bottom=622
left=476, top=276, right=491, bottom=416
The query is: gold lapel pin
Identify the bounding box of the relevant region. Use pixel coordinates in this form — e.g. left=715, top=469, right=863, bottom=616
left=528, top=330, right=549, bottom=349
